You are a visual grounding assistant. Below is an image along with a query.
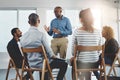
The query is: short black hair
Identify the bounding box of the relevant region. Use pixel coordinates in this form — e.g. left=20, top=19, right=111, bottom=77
left=54, top=6, right=62, bottom=12
left=11, top=28, right=19, bottom=36
left=28, top=13, right=39, bottom=26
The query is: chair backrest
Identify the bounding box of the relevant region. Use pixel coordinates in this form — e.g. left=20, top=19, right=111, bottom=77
left=21, top=46, right=47, bottom=67
left=21, top=46, right=48, bottom=61
left=21, top=46, right=54, bottom=80
left=73, top=45, right=107, bottom=80
left=74, top=45, right=102, bottom=57
left=76, top=45, right=102, bottom=51
left=21, top=46, right=43, bottom=53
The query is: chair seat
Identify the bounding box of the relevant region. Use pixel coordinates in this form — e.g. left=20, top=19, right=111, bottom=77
left=76, top=68, right=104, bottom=72
left=106, top=64, right=120, bottom=67
left=24, top=68, right=48, bottom=72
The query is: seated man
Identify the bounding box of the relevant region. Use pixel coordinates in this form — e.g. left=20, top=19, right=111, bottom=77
left=20, top=13, right=68, bottom=80
left=7, top=28, right=23, bottom=68
left=7, top=28, right=30, bottom=80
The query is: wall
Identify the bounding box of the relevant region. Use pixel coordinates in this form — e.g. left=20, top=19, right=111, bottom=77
left=0, top=0, right=118, bottom=33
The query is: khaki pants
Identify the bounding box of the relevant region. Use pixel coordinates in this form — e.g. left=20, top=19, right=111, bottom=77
left=51, top=37, right=68, bottom=59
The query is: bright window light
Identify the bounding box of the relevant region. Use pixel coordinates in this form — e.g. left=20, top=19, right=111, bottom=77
left=91, top=8, right=102, bottom=30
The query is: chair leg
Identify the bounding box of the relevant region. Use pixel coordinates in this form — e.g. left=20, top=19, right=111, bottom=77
left=108, top=66, right=113, bottom=76
left=41, top=60, right=46, bottom=80
left=29, top=71, right=34, bottom=80
left=15, top=74, right=18, bottom=80
left=103, top=60, right=107, bottom=80
left=15, top=68, right=21, bottom=80
left=113, top=67, right=117, bottom=76
left=5, top=61, right=11, bottom=80
left=46, top=60, right=54, bottom=80
left=74, top=59, right=78, bottom=80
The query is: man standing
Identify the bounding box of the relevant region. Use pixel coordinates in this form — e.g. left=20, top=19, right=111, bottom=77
left=44, top=6, right=72, bottom=59
left=20, top=13, right=67, bottom=80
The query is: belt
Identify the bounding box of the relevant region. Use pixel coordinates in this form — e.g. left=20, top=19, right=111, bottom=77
left=54, top=36, right=67, bottom=38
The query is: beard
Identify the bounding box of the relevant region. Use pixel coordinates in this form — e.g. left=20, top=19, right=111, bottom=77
left=18, top=34, right=22, bottom=38
left=55, top=14, right=61, bottom=18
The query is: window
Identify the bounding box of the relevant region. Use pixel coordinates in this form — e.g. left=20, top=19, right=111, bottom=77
left=118, top=9, right=120, bottom=43
left=64, top=10, right=80, bottom=28
left=0, top=9, right=36, bottom=52
left=46, top=9, right=102, bottom=29
left=19, top=10, right=36, bottom=33
left=91, top=8, right=102, bottom=30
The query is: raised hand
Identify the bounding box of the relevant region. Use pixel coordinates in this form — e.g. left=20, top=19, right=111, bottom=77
left=53, top=28, right=60, bottom=34
left=44, top=25, right=50, bottom=32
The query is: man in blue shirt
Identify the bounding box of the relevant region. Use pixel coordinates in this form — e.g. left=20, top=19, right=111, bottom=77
left=44, top=6, right=72, bottom=59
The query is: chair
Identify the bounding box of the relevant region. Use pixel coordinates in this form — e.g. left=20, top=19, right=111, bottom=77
left=6, top=58, right=21, bottom=80
left=106, top=48, right=120, bottom=76
left=21, top=46, right=54, bottom=80
left=73, top=45, right=107, bottom=80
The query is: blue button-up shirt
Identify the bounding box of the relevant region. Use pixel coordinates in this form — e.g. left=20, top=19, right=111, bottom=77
left=48, top=16, right=72, bottom=38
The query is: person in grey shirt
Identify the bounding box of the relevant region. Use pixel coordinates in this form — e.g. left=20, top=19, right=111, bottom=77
left=20, top=13, right=68, bottom=80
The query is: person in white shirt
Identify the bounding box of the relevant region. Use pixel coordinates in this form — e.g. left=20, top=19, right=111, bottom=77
left=71, top=8, right=103, bottom=80
left=20, top=13, right=68, bottom=80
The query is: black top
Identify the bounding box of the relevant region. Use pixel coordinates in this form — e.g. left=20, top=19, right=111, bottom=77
left=104, top=38, right=119, bottom=61
left=7, top=38, right=23, bottom=68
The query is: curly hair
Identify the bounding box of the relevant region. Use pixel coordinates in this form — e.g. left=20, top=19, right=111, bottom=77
left=102, top=26, right=114, bottom=40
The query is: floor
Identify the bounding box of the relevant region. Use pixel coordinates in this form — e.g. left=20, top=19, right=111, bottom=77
left=0, top=66, right=98, bottom=80
left=0, top=53, right=120, bottom=80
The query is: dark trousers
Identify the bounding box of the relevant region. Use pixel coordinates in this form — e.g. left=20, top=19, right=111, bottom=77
left=40, top=58, right=68, bottom=80
left=25, top=58, right=67, bottom=80
left=94, top=55, right=114, bottom=80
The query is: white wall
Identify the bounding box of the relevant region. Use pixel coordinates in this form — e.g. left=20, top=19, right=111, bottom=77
left=0, top=0, right=118, bottom=32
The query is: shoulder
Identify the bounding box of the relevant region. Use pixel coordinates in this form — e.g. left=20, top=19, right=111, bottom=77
left=7, top=38, right=16, bottom=48
left=73, top=28, right=85, bottom=35
left=51, top=18, right=57, bottom=23
left=110, top=38, right=118, bottom=43
left=8, top=38, right=16, bottom=45
left=63, top=16, right=70, bottom=21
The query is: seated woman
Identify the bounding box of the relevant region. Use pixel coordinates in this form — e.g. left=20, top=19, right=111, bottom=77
left=71, top=8, right=103, bottom=80
left=102, top=26, right=119, bottom=65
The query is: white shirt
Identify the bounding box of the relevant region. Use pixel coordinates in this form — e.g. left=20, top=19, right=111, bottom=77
left=72, top=29, right=104, bottom=63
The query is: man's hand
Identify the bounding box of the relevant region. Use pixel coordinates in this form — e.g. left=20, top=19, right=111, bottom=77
left=53, top=28, right=60, bottom=34
left=70, top=57, right=75, bottom=63
left=51, top=55, right=57, bottom=59
left=44, top=25, right=50, bottom=32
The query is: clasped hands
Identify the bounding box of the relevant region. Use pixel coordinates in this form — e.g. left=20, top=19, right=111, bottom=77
left=44, top=25, right=60, bottom=34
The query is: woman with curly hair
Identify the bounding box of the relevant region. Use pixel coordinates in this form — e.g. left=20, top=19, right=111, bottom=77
left=102, top=26, right=119, bottom=65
